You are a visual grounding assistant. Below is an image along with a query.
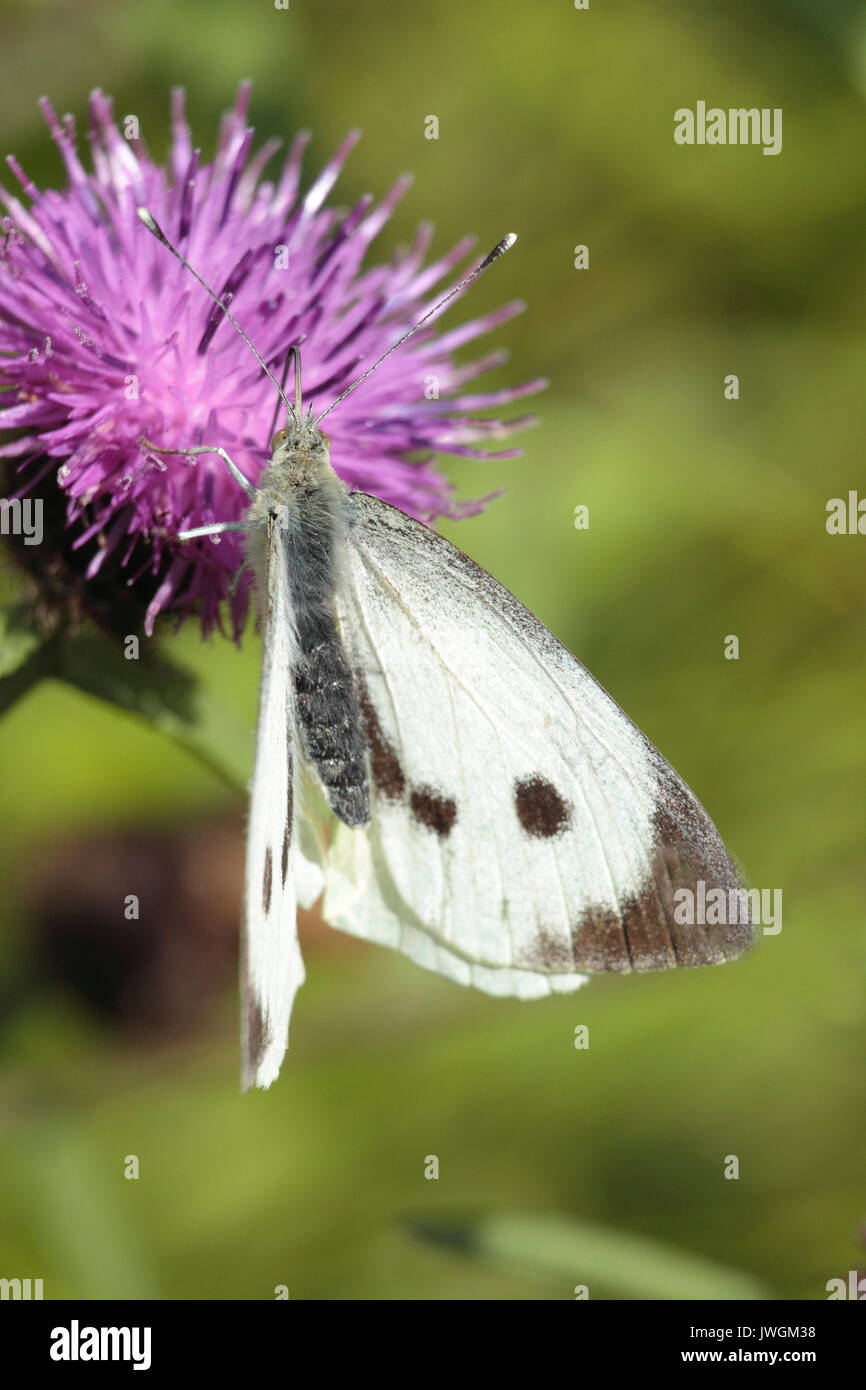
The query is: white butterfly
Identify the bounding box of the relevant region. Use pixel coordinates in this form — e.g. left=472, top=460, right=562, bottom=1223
left=138, top=211, right=753, bottom=1091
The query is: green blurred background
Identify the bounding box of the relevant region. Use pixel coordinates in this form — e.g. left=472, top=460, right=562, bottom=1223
left=1, top=0, right=865, bottom=1300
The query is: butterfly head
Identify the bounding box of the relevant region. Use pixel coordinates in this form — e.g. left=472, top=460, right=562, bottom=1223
left=270, top=408, right=330, bottom=467
left=256, top=407, right=335, bottom=505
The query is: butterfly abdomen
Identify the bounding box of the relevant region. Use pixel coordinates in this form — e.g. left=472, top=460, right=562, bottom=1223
left=294, top=605, right=371, bottom=828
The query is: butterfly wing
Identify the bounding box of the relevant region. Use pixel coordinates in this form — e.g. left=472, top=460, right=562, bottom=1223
left=306, top=491, right=752, bottom=991
left=241, top=511, right=305, bottom=1091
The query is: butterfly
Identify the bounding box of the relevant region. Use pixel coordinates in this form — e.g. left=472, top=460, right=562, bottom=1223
left=137, top=210, right=753, bottom=1090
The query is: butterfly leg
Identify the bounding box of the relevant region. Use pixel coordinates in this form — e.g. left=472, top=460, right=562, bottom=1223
left=176, top=521, right=246, bottom=541
left=228, top=559, right=249, bottom=595
left=138, top=437, right=257, bottom=498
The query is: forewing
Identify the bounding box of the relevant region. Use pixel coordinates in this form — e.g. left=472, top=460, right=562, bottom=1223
left=242, top=512, right=304, bottom=1090
left=314, top=492, right=752, bottom=991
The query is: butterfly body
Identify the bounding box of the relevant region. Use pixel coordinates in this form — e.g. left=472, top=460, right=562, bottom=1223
left=244, top=421, right=371, bottom=831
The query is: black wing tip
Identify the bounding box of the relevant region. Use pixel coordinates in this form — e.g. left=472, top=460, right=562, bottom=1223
left=636, top=798, right=756, bottom=970
left=568, top=793, right=755, bottom=975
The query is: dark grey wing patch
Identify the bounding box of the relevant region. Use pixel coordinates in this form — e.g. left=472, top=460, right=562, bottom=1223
left=353, top=672, right=459, bottom=839
left=281, top=826, right=290, bottom=888
left=571, top=905, right=632, bottom=973
left=513, top=775, right=571, bottom=839
left=409, top=786, right=457, bottom=839
left=262, top=847, right=273, bottom=916
left=244, top=994, right=270, bottom=1084
left=355, top=672, right=406, bottom=801
left=522, top=926, right=578, bottom=972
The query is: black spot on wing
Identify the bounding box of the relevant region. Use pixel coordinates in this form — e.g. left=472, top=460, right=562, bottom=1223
left=354, top=672, right=405, bottom=801
left=410, top=786, right=457, bottom=838
left=513, top=776, right=570, bottom=839
left=281, top=827, right=290, bottom=887
left=263, top=847, right=273, bottom=915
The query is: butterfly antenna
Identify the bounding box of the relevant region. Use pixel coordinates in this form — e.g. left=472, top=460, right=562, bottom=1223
left=136, top=207, right=297, bottom=424
left=266, top=340, right=308, bottom=441
left=313, top=232, right=518, bottom=426
left=292, top=344, right=302, bottom=418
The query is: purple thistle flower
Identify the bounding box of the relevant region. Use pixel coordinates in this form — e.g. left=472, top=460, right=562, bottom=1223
left=0, top=84, right=543, bottom=637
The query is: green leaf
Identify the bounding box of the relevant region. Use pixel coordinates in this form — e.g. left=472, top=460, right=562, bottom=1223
left=410, top=1212, right=770, bottom=1300
left=0, top=603, right=45, bottom=678
left=0, top=603, right=61, bottom=717
left=0, top=605, right=251, bottom=790
left=54, top=630, right=251, bottom=790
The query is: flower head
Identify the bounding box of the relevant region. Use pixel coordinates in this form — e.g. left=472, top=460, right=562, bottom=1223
left=0, top=84, right=542, bottom=636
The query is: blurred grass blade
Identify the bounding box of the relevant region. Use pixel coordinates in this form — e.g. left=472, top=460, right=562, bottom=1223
left=411, top=1212, right=770, bottom=1300
left=22, top=1123, right=160, bottom=1299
